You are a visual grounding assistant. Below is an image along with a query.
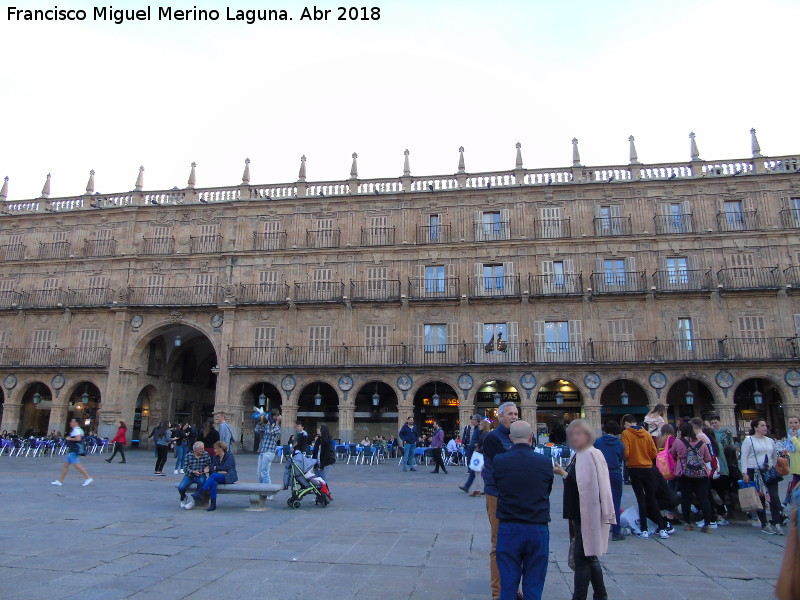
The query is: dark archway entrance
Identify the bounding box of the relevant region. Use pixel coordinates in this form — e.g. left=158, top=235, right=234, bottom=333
left=413, top=381, right=459, bottom=440
left=243, top=381, right=283, bottom=451
left=733, top=378, right=786, bottom=438
left=67, top=381, right=102, bottom=434
left=666, top=378, right=714, bottom=422
left=132, top=385, right=157, bottom=447
left=536, top=379, right=582, bottom=443
left=600, top=379, right=649, bottom=422
left=19, top=382, right=51, bottom=436
left=354, top=381, right=398, bottom=440
left=475, top=380, right=520, bottom=422
left=297, top=382, right=339, bottom=438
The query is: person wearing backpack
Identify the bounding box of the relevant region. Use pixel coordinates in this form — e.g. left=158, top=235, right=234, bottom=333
left=670, top=422, right=714, bottom=533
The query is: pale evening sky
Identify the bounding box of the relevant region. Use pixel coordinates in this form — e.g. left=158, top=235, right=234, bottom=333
left=0, top=0, right=798, bottom=200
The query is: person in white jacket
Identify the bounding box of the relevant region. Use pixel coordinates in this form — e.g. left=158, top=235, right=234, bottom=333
left=741, top=419, right=783, bottom=535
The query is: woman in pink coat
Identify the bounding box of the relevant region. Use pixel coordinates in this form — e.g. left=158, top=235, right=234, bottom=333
left=555, top=419, right=616, bottom=600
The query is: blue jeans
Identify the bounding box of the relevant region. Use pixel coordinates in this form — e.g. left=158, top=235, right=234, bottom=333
left=609, top=469, right=623, bottom=535
left=496, top=522, right=549, bottom=600
left=463, top=448, right=476, bottom=488
left=258, top=451, right=275, bottom=484
left=178, top=474, right=206, bottom=500
left=175, top=443, right=186, bottom=471
left=315, top=465, right=330, bottom=481
left=197, top=473, right=226, bottom=500
left=402, top=443, right=416, bottom=470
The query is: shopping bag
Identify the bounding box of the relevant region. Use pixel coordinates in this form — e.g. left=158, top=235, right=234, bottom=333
left=738, top=484, right=762, bottom=512
left=469, top=451, right=484, bottom=472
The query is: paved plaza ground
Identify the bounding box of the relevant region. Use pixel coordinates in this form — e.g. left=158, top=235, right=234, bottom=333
left=0, top=449, right=789, bottom=600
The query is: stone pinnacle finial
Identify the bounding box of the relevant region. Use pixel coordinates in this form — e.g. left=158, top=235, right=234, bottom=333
left=0, top=176, right=8, bottom=200
left=457, top=146, right=466, bottom=174
left=515, top=142, right=523, bottom=169
left=689, top=132, right=701, bottom=161
left=572, top=138, right=581, bottom=167
left=134, top=166, right=145, bottom=191
left=298, top=155, right=307, bottom=182
left=350, top=152, right=359, bottom=179
left=750, top=128, right=762, bottom=158
left=41, top=173, right=51, bottom=199
left=86, top=169, right=95, bottom=195
left=403, top=149, right=411, bottom=177
left=628, top=135, right=640, bottom=165
left=187, top=162, right=197, bottom=188
left=242, top=158, right=251, bottom=184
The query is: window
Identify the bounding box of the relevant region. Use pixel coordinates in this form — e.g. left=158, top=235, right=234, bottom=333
left=603, top=259, right=626, bottom=286
left=259, top=270, right=279, bottom=285
left=424, top=265, right=445, bottom=293
left=540, top=207, right=562, bottom=238
left=365, top=325, right=388, bottom=347
left=313, top=267, right=332, bottom=290
left=665, top=257, right=689, bottom=284
left=728, top=253, right=755, bottom=279
left=201, top=224, right=218, bottom=240
left=475, top=209, right=510, bottom=241
left=32, top=329, right=52, bottom=349
left=146, top=274, right=166, bottom=301
left=79, top=329, right=101, bottom=347
left=541, top=259, right=576, bottom=293
left=607, top=319, right=634, bottom=342
left=429, top=214, right=441, bottom=241
left=544, top=321, right=569, bottom=353
left=424, top=323, right=447, bottom=353
left=483, top=323, right=508, bottom=353
left=482, top=264, right=505, bottom=290
left=43, top=278, right=59, bottom=290
left=88, top=275, right=106, bottom=289
left=795, top=314, right=800, bottom=337
left=369, top=215, right=387, bottom=228
left=7, top=234, right=21, bottom=246
left=0, top=331, right=7, bottom=348
left=738, top=316, right=765, bottom=339
left=153, top=226, right=170, bottom=239
left=367, top=266, right=387, bottom=292
left=53, top=231, right=67, bottom=243
left=677, top=318, right=694, bottom=351
left=308, top=326, right=331, bottom=351
left=724, top=201, right=744, bottom=229
left=195, top=273, right=215, bottom=302
left=264, top=220, right=281, bottom=234
left=254, top=326, right=276, bottom=347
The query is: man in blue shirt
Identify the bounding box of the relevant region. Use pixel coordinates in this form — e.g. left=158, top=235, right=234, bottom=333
left=494, top=420, right=554, bottom=600
left=399, top=416, right=419, bottom=472
left=483, top=401, right=518, bottom=600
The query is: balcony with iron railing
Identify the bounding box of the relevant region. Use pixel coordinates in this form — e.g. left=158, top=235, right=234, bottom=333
left=0, top=289, right=28, bottom=309
left=38, top=241, right=70, bottom=259
left=593, top=216, right=631, bottom=236
left=652, top=269, right=713, bottom=293
left=654, top=213, right=694, bottom=234
left=126, top=286, right=221, bottom=306
left=27, top=289, right=68, bottom=308
left=528, top=273, right=583, bottom=297
left=65, top=287, right=115, bottom=307
left=716, top=267, right=781, bottom=290
left=717, top=210, right=759, bottom=232
left=780, top=209, right=800, bottom=229
left=416, top=224, right=451, bottom=244
left=83, top=238, right=117, bottom=258
left=0, top=244, right=25, bottom=261
left=467, top=275, right=520, bottom=299
left=408, top=277, right=460, bottom=300
left=253, top=231, right=287, bottom=251
left=590, top=271, right=647, bottom=294
left=532, top=218, right=571, bottom=239
left=474, top=222, right=511, bottom=242
left=361, top=227, right=395, bottom=247
left=306, top=230, right=341, bottom=249
left=238, top=283, right=289, bottom=305
left=190, top=235, right=222, bottom=254
left=350, top=280, right=402, bottom=302
left=0, top=346, right=111, bottom=367
left=784, top=266, right=800, bottom=287
left=293, top=282, right=345, bottom=303
left=141, top=237, right=175, bottom=255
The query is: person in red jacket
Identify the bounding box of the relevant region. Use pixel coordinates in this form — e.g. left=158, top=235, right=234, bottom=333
left=106, top=421, right=127, bottom=464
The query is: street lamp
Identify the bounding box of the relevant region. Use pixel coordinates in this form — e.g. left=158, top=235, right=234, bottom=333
left=620, top=380, right=629, bottom=405
left=555, top=391, right=564, bottom=405
left=685, top=390, right=695, bottom=405
left=174, top=325, right=182, bottom=347
left=432, top=382, right=440, bottom=407
left=32, top=391, right=41, bottom=404
left=753, top=382, right=763, bottom=405
left=372, top=383, right=380, bottom=407
left=81, top=384, right=89, bottom=404
left=493, top=391, right=502, bottom=405
left=258, top=392, right=266, bottom=407
left=314, top=384, right=322, bottom=407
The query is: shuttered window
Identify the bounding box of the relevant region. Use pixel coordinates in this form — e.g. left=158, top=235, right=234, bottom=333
left=79, top=329, right=101, bottom=348
left=32, top=329, right=52, bottom=349
left=255, top=326, right=276, bottom=347
left=607, top=319, right=634, bottom=342
left=365, top=325, right=388, bottom=347
left=738, top=315, right=765, bottom=339
left=260, top=270, right=279, bottom=284
left=309, top=326, right=331, bottom=351
left=367, top=266, right=387, bottom=292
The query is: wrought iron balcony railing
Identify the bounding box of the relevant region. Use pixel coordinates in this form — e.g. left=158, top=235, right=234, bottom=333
left=238, top=283, right=289, bottom=304
left=27, top=289, right=67, bottom=308
left=189, top=235, right=222, bottom=254
left=141, top=237, right=175, bottom=255
left=408, top=276, right=460, bottom=300
left=780, top=209, right=800, bottom=229
left=593, top=216, right=631, bottom=236
left=0, top=290, right=28, bottom=309
left=652, top=269, right=712, bottom=292
left=716, top=267, right=781, bottom=290
left=38, top=241, right=70, bottom=259
left=416, top=224, right=451, bottom=244
left=654, top=213, right=694, bottom=234
left=65, top=287, right=115, bottom=307
left=305, top=230, right=340, bottom=249
left=532, top=218, right=571, bottom=239
left=467, top=275, right=520, bottom=299
left=126, top=286, right=221, bottom=306
left=83, top=238, right=117, bottom=258
left=784, top=266, right=800, bottom=287
left=350, top=280, right=402, bottom=302
left=590, top=271, right=647, bottom=294
left=474, top=221, right=511, bottom=242
left=0, top=346, right=111, bottom=367
left=528, top=273, right=584, bottom=296
left=717, top=210, right=759, bottom=232
left=360, top=227, right=395, bottom=247
left=0, top=244, right=25, bottom=261
left=293, top=282, right=345, bottom=303
left=253, top=231, right=287, bottom=251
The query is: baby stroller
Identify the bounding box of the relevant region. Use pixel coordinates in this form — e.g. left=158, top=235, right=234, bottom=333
left=283, top=452, right=332, bottom=509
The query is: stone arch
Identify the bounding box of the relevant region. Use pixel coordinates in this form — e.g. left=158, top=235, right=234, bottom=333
left=352, top=379, right=400, bottom=440
left=16, top=379, right=54, bottom=436
left=234, top=376, right=286, bottom=406
left=124, top=317, right=221, bottom=367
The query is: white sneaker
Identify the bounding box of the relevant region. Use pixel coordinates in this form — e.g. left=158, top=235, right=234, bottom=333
left=184, top=497, right=195, bottom=510
left=658, top=529, right=670, bottom=539
left=775, top=524, right=785, bottom=536
left=51, top=480, right=62, bottom=486
left=751, top=518, right=761, bottom=528
left=635, top=531, right=649, bottom=539
left=82, top=478, right=94, bottom=487
left=761, top=524, right=777, bottom=535
left=180, top=498, right=187, bottom=508
left=716, top=518, right=729, bottom=526
left=180, top=469, right=185, bottom=474
left=695, top=521, right=718, bottom=529
left=174, top=470, right=179, bottom=475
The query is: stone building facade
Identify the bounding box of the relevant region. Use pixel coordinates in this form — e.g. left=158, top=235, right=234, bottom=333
left=1, top=136, right=799, bottom=447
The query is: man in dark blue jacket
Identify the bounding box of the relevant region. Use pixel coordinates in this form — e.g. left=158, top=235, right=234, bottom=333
left=483, top=401, right=518, bottom=600
left=399, top=416, right=418, bottom=472
left=494, top=420, right=553, bottom=600
left=460, top=415, right=481, bottom=492
left=594, top=420, right=626, bottom=541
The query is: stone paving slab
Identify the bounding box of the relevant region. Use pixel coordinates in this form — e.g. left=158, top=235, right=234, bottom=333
left=0, top=449, right=789, bottom=599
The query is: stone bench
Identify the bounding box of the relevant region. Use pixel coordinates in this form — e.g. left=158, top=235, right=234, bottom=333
left=176, top=482, right=283, bottom=509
